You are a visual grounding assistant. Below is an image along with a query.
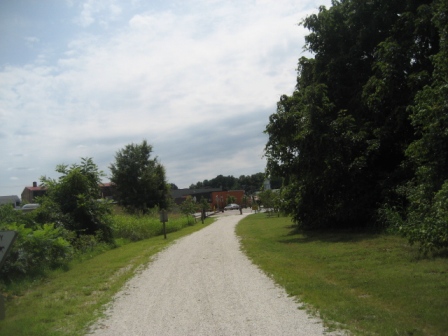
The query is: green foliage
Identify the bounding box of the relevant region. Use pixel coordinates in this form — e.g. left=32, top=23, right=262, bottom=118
left=112, top=214, right=161, bottom=241
left=385, top=164, right=448, bottom=253
left=110, top=140, right=169, bottom=213
left=258, top=189, right=280, bottom=217
left=382, top=0, right=448, bottom=251
left=37, top=157, right=113, bottom=243
left=0, top=222, right=74, bottom=281
left=112, top=212, right=198, bottom=242
left=0, top=205, right=75, bottom=282
left=189, top=173, right=283, bottom=196
left=226, top=195, right=236, bottom=204
left=190, top=174, right=238, bottom=190
left=264, top=0, right=446, bottom=247
left=71, top=232, right=111, bottom=257
left=189, top=172, right=273, bottom=195
left=0, top=204, right=25, bottom=226
left=0, top=217, right=214, bottom=336
left=199, top=197, right=210, bottom=211
left=404, top=181, right=448, bottom=251
left=180, top=196, right=197, bottom=225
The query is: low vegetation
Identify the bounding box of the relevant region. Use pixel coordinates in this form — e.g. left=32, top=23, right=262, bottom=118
left=236, top=213, right=448, bottom=336
left=112, top=211, right=195, bottom=242
left=0, top=155, right=186, bottom=283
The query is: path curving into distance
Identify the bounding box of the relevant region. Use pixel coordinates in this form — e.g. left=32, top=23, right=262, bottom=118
left=88, top=211, right=340, bottom=336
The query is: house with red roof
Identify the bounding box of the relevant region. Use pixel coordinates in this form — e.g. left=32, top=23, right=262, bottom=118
left=21, top=182, right=47, bottom=203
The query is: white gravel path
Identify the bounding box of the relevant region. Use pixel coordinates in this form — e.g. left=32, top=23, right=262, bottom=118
left=88, top=211, right=339, bottom=336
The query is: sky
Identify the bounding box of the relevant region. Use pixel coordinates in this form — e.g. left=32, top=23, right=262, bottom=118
left=0, top=0, right=331, bottom=197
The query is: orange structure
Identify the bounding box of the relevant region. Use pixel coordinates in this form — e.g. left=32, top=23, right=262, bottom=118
left=211, top=190, right=245, bottom=210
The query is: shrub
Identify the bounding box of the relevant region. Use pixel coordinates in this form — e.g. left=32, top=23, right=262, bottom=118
left=180, top=196, right=196, bottom=225
left=0, top=223, right=74, bottom=281
left=402, top=181, right=448, bottom=252
left=37, top=158, right=114, bottom=243
left=382, top=181, right=448, bottom=253
left=0, top=204, right=22, bottom=225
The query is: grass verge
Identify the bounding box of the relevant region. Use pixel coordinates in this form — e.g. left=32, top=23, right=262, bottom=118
left=236, top=213, right=448, bottom=336
left=0, top=217, right=214, bottom=336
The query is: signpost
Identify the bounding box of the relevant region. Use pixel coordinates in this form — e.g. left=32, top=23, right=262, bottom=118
left=159, top=210, right=168, bottom=239
left=0, top=230, right=18, bottom=320
left=201, top=207, right=205, bottom=224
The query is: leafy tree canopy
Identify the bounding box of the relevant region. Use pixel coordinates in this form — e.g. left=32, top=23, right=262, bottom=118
left=110, top=140, right=169, bottom=213
left=265, top=0, right=446, bottom=250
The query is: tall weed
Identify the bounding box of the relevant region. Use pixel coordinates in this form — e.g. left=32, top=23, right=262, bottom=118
left=112, top=213, right=194, bottom=241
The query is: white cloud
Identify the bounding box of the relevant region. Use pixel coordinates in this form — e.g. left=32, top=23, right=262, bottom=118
left=0, top=0, right=332, bottom=195
left=75, top=0, right=123, bottom=27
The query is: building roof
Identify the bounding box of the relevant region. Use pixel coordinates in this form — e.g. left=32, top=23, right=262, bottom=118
left=23, top=186, right=47, bottom=191
left=0, top=195, right=21, bottom=205
left=170, top=188, right=222, bottom=199
left=100, top=182, right=115, bottom=187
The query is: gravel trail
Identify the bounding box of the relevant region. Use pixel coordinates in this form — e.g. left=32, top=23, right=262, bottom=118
left=88, top=211, right=337, bottom=336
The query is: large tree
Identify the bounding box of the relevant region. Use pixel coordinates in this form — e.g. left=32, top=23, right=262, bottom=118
left=110, top=140, right=169, bottom=213
left=264, top=0, right=442, bottom=233
left=384, top=0, right=448, bottom=251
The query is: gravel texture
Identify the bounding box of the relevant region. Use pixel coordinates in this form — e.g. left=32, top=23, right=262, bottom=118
left=88, top=211, right=339, bottom=336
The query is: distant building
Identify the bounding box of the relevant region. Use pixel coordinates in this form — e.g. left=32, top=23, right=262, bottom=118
left=170, top=188, right=247, bottom=210
left=0, top=195, right=21, bottom=208
left=170, top=188, right=222, bottom=205
left=211, top=190, right=246, bottom=210
left=21, top=182, right=47, bottom=204
left=99, top=182, right=116, bottom=200
left=20, top=181, right=247, bottom=208
left=21, top=181, right=117, bottom=204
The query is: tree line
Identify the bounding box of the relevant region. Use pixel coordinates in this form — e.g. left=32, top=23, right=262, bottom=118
left=3, top=140, right=168, bottom=242
left=189, top=173, right=282, bottom=194
left=264, top=0, right=447, bottom=252
left=0, top=141, right=173, bottom=280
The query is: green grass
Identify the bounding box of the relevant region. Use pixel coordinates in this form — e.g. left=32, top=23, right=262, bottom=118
left=0, top=217, right=214, bottom=336
left=236, top=213, right=448, bottom=336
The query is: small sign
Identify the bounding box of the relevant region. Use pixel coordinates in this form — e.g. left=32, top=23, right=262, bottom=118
left=159, top=210, right=168, bottom=239
left=159, top=210, right=168, bottom=223
left=0, top=231, right=18, bottom=270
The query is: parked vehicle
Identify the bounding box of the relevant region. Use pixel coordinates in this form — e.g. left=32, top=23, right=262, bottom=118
left=20, top=203, right=40, bottom=212
left=224, top=203, right=239, bottom=210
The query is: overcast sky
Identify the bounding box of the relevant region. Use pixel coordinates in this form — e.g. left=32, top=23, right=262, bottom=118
left=0, top=0, right=331, bottom=197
